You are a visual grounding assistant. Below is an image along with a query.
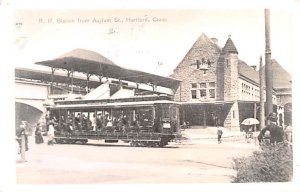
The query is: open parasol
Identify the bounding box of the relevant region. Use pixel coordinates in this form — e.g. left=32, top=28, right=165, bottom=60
left=241, top=118, right=259, bottom=125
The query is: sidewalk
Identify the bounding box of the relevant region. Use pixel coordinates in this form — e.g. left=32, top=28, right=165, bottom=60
left=180, top=126, right=260, bottom=139
left=178, top=126, right=260, bottom=149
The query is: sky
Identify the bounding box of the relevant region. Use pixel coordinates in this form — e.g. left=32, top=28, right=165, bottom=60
left=14, top=9, right=293, bottom=77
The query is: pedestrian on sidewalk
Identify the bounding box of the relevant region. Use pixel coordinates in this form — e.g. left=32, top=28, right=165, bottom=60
left=35, top=123, right=44, bottom=144
left=16, top=123, right=29, bottom=152
left=217, top=126, right=223, bottom=144
left=47, top=122, right=55, bottom=145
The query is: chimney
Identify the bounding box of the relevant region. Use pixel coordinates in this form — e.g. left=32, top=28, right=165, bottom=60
left=250, top=65, right=257, bottom=71
left=210, top=38, right=218, bottom=45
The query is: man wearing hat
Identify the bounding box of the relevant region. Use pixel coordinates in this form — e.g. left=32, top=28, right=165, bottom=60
left=16, top=123, right=29, bottom=152
left=258, top=113, right=284, bottom=145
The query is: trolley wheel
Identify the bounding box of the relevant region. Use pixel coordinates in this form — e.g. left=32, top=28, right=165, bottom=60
left=80, top=139, right=88, bottom=144
left=159, top=139, right=168, bottom=147
left=54, top=138, right=61, bottom=144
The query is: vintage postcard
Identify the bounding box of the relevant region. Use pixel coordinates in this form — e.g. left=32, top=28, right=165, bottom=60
left=1, top=1, right=298, bottom=192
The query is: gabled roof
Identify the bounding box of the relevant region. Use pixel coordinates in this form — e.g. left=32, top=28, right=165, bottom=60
left=260, top=59, right=292, bottom=89
left=171, top=32, right=291, bottom=92
left=238, top=60, right=259, bottom=85
left=171, top=33, right=221, bottom=73
left=222, top=37, right=238, bottom=54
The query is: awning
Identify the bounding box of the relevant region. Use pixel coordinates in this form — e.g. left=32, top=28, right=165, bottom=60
left=35, top=48, right=181, bottom=89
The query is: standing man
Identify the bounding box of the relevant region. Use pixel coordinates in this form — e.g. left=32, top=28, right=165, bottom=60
left=16, top=123, right=29, bottom=152
left=258, top=113, right=284, bottom=145
left=35, top=123, right=44, bottom=144
left=217, top=126, right=223, bottom=144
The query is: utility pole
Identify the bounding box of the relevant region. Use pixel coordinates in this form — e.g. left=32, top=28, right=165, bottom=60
left=259, top=56, right=265, bottom=129
left=264, top=8, right=273, bottom=123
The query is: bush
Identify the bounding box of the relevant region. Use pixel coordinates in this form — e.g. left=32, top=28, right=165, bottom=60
left=232, top=143, right=293, bottom=182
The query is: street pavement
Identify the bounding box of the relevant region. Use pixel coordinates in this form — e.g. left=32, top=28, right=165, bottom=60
left=15, top=128, right=259, bottom=184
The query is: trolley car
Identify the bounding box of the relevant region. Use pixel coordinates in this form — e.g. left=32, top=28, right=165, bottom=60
left=46, top=95, right=180, bottom=147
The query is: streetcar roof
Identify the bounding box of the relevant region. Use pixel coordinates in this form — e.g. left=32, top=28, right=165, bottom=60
left=48, top=100, right=180, bottom=109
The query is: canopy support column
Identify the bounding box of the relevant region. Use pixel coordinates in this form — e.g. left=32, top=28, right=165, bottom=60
left=254, top=102, right=257, bottom=131
left=66, top=70, right=73, bottom=92
left=150, top=83, right=157, bottom=92
left=50, top=67, right=56, bottom=94
left=71, top=68, right=74, bottom=94
left=97, top=74, right=103, bottom=84
left=203, top=105, right=207, bottom=128
left=86, top=73, right=92, bottom=93
left=118, top=79, right=122, bottom=89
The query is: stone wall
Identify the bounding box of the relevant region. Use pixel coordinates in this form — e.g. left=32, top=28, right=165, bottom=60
left=224, top=53, right=239, bottom=101
left=171, top=33, right=221, bottom=102
left=223, top=101, right=240, bottom=131
left=216, top=56, right=225, bottom=101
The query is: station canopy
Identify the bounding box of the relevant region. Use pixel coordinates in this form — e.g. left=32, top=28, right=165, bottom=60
left=35, top=48, right=180, bottom=89
left=15, top=67, right=100, bottom=88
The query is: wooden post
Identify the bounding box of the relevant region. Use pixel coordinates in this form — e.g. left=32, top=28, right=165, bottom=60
left=259, top=56, right=265, bottom=129
left=86, top=73, right=92, bottom=93
left=265, top=8, right=273, bottom=123
left=98, top=74, right=103, bottom=84
left=72, top=111, right=75, bottom=131
left=203, top=105, right=207, bottom=128
left=58, top=109, right=61, bottom=129
left=50, top=67, right=56, bottom=94
left=254, top=102, right=257, bottom=131
left=66, top=70, right=71, bottom=91
left=94, top=109, right=97, bottom=131
left=80, top=110, right=83, bottom=130
left=71, top=68, right=74, bottom=94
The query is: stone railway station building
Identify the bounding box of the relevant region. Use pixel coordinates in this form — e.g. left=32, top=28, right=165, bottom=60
left=170, top=33, right=292, bottom=131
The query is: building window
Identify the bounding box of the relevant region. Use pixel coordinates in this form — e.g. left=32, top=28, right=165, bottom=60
left=209, top=89, right=215, bottom=98
left=191, top=90, right=197, bottom=99
left=191, top=83, right=197, bottom=88
left=190, top=81, right=216, bottom=100
left=198, top=82, right=216, bottom=100
left=209, top=82, right=215, bottom=87
left=200, top=90, right=207, bottom=98
left=233, top=110, right=235, bottom=118
left=200, top=83, right=206, bottom=88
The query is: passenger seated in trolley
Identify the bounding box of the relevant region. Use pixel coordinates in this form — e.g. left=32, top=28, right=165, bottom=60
left=96, top=114, right=103, bottom=131
left=106, top=119, right=113, bottom=127
left=66, top=122, right=73, bottom=134
left=75, top=113, right=81, bottom=129
left=131, top=119, right=140, bottom=132
left=116, top=116, right=125, bottom=132
left=81, top=114, right=88, bottom=129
